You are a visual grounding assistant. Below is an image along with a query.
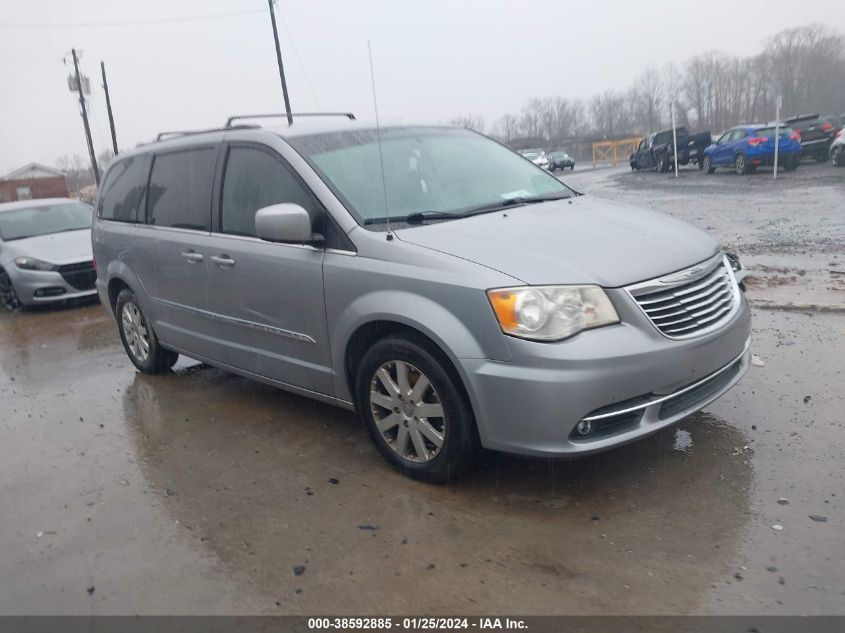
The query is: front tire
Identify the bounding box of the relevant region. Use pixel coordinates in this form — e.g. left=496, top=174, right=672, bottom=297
left=703, top=155, right=715, bottom=174
left=356, top=335, right=478, bottom=483
left=115, top=289, right=178, bottom=374
left=833, top=148, right=844, bottom=167
left=0, top=268, right=23, bottom=312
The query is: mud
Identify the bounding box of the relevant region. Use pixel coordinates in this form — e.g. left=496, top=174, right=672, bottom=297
left=0, top=163, right=842, bottom=614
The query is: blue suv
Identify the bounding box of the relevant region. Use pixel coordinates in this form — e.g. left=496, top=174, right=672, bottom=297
left=702, top=124, right=801, bottom=175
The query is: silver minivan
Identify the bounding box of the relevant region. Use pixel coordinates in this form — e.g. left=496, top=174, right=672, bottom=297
left=92, top=117, right=751, bottom=482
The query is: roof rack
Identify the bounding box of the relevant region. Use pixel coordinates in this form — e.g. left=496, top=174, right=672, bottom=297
left=155, top=124, right=258, bottom=142
left=224, top=112, right=356, bottom=128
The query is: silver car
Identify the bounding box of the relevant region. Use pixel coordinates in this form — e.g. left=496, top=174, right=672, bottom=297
left=831, top=129, right=844, bottom=166
left=92, top=120, right=751, bottom=482
left=0, top=198, right=97, bottom=311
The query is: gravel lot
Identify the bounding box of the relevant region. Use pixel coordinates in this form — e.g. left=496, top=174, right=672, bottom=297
left=0, top=160, right=842, bottom=615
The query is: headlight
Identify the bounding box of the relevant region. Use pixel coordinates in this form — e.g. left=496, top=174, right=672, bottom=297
left=487, top=285, right=619, bottom=341
left=14, top=257, right=54, bottom=271
left=724, top=252, right=741, bottom=272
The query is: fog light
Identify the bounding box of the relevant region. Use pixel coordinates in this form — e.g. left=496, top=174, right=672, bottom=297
left=34, top=287, right=66, bottom=298
left=575, top=420, right=592, bottom=435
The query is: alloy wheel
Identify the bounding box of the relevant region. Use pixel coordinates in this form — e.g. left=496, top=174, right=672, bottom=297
left=0, top=271, right=23, bottom=312
left=369, top=360, right=446, bottom=463
left=121, top=301, right=151, bottom=363
left=735, top=154, right=745, bottom=174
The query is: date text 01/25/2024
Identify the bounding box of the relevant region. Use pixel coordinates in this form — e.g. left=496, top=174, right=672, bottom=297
left=307, top=617, right=527, bottom=630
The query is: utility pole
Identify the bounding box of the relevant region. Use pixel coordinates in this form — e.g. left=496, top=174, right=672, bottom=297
left=773, top=95, right=782, bottom=180
left=101, top=61, right=119, bottom=156
left=267, top=0, right=293, bottom=124
left=70, top=49, right=100, bottom=186
left=671, top=100, right=679, bottom=179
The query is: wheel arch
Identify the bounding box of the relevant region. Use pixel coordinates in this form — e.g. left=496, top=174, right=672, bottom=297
left=102, top=261, right=157, bottom=323
left=342, top=319, right=475, bottom=414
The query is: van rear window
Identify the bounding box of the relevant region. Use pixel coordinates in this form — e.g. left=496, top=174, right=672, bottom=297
left=756, top=127, right=793, bottom=138
left=97, top=155, right=148, bottom=223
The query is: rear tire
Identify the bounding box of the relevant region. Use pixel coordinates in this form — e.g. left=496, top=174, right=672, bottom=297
left=815, top=152, right=828, bottom=163
left=657, top=154, right=668, bottom=173
left=355, top=334, right=478, bottom=483
left=735, top=153, right=749, bottom=175
left=0, top=268, right=23, bottom=312
left=115, top=289, right=178, bottom=374
left=784, top=156, right=799, bottom=171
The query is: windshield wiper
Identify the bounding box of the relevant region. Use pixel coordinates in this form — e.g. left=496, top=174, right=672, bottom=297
left=363, top=192, right=574, bottom=227
left=460, top=192, right=573, bottom=217
left=404, top=210, right=466, bottom=225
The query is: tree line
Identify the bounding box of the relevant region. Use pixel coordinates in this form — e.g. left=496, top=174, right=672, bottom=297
left=453, top=24, right=845, bottom=144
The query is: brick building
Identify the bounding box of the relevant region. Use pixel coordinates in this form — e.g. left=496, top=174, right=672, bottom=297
left=0, top=163, right=69, bottom=203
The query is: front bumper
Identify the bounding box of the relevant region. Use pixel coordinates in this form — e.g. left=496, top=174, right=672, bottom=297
left=458, top=292, right=751, bottom=457
left=8, top=264, right=98, bottom=305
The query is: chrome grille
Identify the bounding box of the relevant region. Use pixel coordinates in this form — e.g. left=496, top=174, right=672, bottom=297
left=627, top=254, right=739, bottom=339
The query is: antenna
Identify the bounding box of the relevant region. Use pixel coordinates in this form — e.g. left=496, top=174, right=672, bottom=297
left=367, top=39, right=393, bottom=240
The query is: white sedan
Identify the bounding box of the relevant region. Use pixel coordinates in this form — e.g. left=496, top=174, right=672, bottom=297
left=519, top=148, right=550, bottom=170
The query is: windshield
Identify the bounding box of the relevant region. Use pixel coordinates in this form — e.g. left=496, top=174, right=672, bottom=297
left=0, top=201, right=93, bottom=241
left=289, top=128, right=571, bottom=227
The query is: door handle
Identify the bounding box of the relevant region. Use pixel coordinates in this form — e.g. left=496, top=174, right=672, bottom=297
left=181, top=250, right=203, bottom=263
left=210, top=255, right=236, bottom=268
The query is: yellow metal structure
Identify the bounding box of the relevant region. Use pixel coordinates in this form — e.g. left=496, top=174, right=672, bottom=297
left=592, top=137, right=643, bottom=166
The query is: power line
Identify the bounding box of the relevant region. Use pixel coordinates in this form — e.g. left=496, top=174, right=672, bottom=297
left=276, top=4, right=320, bottom=109
left=0, top=7, right=265, bottom=29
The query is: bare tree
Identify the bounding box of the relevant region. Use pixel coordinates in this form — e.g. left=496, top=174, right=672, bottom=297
left=450, top=114, right=486, bottom=134
left=482, top=23, right=844, bottom=144
left=97, top=149, right=115, bottom=171
left=631, top=66, right=664, bottom=133
left=495, top=114, right=519, bottom=141
left=56, top=154, right=95, bottom=193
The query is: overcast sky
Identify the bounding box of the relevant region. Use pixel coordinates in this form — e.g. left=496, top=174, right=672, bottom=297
left=1, top=0, right=843, bottom=173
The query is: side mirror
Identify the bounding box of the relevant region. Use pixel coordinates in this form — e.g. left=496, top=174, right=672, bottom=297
left=255, top=203, right=315, bottom=243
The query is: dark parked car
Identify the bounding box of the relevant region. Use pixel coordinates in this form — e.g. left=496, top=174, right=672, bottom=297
left=783, top=113, right=841, bottom=162
left=547, top=150, right=575, bottom=171
left=702, top=125, right=801, bottom=174
left=629, top=127, right=712, bottom=172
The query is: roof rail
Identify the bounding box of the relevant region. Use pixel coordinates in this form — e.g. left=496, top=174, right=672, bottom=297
left=224, top=112, right=356, bottom=128
left=155, top=124, right=258, bottom=142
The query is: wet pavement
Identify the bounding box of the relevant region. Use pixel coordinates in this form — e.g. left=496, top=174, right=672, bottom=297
left=1, top=162, right=843, bottom=615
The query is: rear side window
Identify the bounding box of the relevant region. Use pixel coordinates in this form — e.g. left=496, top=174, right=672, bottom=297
left=220, top=146, right=317, bottom=237
left=98, top=155, right=148, bottom=222
left=756, top=127, right=794, bottom=138
left=146, top=148, right=215, bottom=230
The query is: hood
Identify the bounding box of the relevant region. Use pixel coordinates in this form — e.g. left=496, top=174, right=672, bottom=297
left=394, top=196, right=719, bottom=287
left=0, top=229, right=92, bottom=267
